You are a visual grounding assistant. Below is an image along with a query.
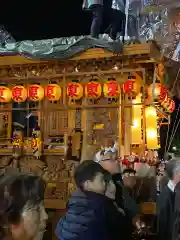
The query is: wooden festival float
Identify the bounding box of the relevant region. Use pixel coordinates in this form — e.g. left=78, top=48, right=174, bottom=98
left=0, top=41, right=175, bottom=200
left=0, top=38, right=176, bottom=238
left=0, top=40, right=175, bottom=212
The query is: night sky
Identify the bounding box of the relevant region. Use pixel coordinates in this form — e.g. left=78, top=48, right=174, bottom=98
left=0, top=1, right=112, bottom=41
left=1, top=2, right=180, bottom=155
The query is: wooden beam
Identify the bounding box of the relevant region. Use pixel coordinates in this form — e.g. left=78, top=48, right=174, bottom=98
left=0, top=41, right=160, bottom=67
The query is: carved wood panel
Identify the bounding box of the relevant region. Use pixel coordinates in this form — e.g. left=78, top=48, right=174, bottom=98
left=83, top=98, right=119, bottom=159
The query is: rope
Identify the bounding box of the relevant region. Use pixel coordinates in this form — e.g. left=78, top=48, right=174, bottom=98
left=167, top=117, right=180, bottom=153
left=164, top=116, right=171, bottom=156
left=164, top=67, right=180, bottom=155
left=168, top=104, right=180, bottom=150
left=151, top=67, right=157, bottom=104
left=171, top=68, right=180, bottom=93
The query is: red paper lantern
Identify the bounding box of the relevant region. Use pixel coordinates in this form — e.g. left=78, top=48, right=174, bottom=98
left=161, top=94, right=171, bottom=109
left=103, top=80, right=120, bottom=98
left=123, top=80, right=133, bottom=93
left=159, top=85, right=167, bottom=100
left=45, top=84, right=61, bottom=101
left=0, top=86, right=12, bottom=102
left=167, top=99, right=175, bottom=113
left=12, top=86, right=27, bottom=102
left=123, top=73, right=141, bottom=94
left=148, top=83, right=167, bottom=100
left=67, top=82, right=83, bottom=100
left=28, top=85, right=44, bottom=101
left=85, top=81, right=102, bottom=99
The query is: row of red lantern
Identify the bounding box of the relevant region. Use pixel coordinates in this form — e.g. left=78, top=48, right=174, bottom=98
left=67, top=79, right=140, bottom=100
left=67, top=72, right=142, bottom=99
left=0, top=84, right=62, bottom=102
left=65, top=79, right=139, bottom=100
left=147, top=83, right=175, bottom=113
left=0, top=79, right=139, bottom=102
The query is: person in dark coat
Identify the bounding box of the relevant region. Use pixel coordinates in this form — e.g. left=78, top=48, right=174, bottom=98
left=95, top=150, right=140, bottom=215
left=105, top=177, right=133, bottom=240
left=157, top=158, right=180, bottom=240
left=56, top=160, right=126, bottom=240
left=110, top=0, right=125, bottom=40
left=172, top=182, right=180, bottom=240
left=82, top=0, right=103, bottom=38
left=95, top=149, right=143, bottom=234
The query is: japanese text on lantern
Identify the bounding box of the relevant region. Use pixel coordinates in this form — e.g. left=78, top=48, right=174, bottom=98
left=29, top=86, right=39, bottom=100
left=12, top=87, right=23, bottom=101
left=123, top=80, right=133, bottom=93
left=46, top=85, right=55, bottom=99
left=87, top=82, right=99, bottom=97
left=0, top=87, right=6, bottom=101
left=107, top=81, right=119, bottom=96
left=67, top=83, right=78, bottom=97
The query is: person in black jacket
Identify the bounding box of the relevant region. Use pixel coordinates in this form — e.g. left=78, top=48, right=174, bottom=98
left=172, top=182, right=180, bottom=240
left=105, top=177, right=132, bottom=240
left=95, top=149, right=142, bottom=229
left=82, top=0, right=103, bottom=38
left=157, top=158, right=180, bottom=240
left=56, top=160, right=126, bottom=240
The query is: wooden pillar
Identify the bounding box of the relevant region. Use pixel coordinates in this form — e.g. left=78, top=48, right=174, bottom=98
left=124, top=96, right=132, bottom=155
left=81, top=106, right=95, bottom=161
left=118, top=90, right=122, bottom=157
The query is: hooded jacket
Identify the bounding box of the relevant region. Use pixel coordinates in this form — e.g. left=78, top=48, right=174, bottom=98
left=56, top=190, right=110, bottom=240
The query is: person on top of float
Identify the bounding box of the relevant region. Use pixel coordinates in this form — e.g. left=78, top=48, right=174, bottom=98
left=82, top=0, right=103, bottom=38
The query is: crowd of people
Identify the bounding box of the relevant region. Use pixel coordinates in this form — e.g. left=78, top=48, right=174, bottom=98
left=1, top=149, right=180, bottom=240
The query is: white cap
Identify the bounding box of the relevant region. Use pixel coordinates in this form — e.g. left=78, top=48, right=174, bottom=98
left=94, top=142, right=118, bottom=163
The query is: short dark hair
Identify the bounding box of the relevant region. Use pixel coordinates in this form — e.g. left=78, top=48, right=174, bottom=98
left=74, top=160, right=106, bottom=188
left=0, top=172, right=45, bottom=238
left=123, top=168, right=136, bottom=175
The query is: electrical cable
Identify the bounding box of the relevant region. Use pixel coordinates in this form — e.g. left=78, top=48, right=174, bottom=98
left=164, top=116, right=171, bottom=156
left=164, top=67, right=180, bottom=155
left=167, top=117, right=180, bottom=153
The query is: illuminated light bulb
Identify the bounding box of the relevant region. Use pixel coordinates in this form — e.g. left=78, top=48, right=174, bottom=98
left=132, top=119, right=139, bottom=128
left=113, top=65, right=118, bottom=70
left=75, top=67, right=79, bottom=72
left=146, top=129, right=157, bottom=139
left=132, top=99, right=136, bottom=104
